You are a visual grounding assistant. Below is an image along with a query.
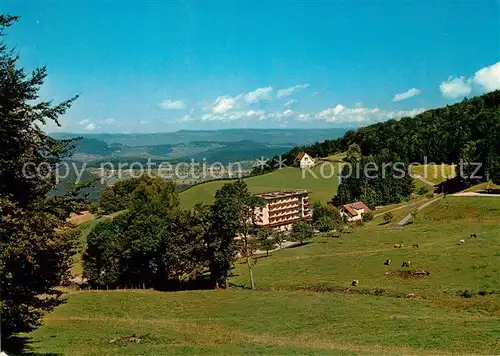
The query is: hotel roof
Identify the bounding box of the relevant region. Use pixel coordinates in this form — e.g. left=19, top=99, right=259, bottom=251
left=254, top=189, right=310, bottom=200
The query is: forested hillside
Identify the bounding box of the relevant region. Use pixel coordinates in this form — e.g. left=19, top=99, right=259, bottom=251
left=282, top=91, right=500, bottom=183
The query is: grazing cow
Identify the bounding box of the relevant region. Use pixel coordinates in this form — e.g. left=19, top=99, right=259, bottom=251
left=459, top=239, right=465, bottom=244
left=470, top=233, right=477, bottom=238
left=394, top=244, right=404, bottom=248
left=413, top=244, right=419, bottom=248
left=384, top=258, right=391, bottom=265
left=351, top=280, right=359, bottom=287
left=401, top=261, right=411, bottom=267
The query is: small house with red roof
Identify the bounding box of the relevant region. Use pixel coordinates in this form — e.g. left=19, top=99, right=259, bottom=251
left=294, top=152, right=315, bottom=169
left=339, top=201, right=371, bottom=222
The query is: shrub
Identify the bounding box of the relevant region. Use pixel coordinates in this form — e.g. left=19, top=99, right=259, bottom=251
left=362, top=212, right=373, bottom=222
left=416, top=186, right=430, bottom=195
left=383, top=212, right=393, bottom=223
left=456, top=289, right=474, bottom=298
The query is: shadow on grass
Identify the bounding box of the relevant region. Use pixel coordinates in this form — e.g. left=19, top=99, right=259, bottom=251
left=228, top=282, right=251, bottom=290
left=287, top=242, right=311, bottom=249
left=3, top=335, right=61, bottom=356
left=378, top=221, right=391, bottom=226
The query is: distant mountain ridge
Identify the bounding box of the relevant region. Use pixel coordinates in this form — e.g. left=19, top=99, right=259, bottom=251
left=51, top=128, right=348, bottom=146
left=52, top=128, right=347, bottom=164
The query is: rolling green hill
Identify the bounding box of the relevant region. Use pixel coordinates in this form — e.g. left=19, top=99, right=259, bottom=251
left=179, top=162, right=342, bottom=208
left=25, top=196, right=500, bottom=355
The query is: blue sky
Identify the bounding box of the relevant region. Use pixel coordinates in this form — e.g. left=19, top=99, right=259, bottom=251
left=4, top=0, right=500, bottom=133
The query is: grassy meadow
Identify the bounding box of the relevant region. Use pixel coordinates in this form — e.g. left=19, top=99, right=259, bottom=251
left=410, top=164, right=456, bottom=184
left=179, top=163, right=342, bottom=208
left=24, top=196, right=500, bottom=355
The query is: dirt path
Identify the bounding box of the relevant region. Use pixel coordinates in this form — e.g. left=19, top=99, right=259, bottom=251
left=373, top=200, right=422, bottom=218
left=412, top=174, right=436, bottom=187
left=452, top=191, right=500, bottom=197
left=393, top=196, right=442, bottom=227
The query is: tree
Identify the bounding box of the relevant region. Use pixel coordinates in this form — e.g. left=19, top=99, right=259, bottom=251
left=83, top=219, right=123, bottom=289
left=346, top=143, right=361, bottom=159
left=312, top=202, right=343, bottom=232
left=259, top=238, right=276, bottom=257
left=256, top=227, right=276, bottom=257
left=272, top=229, right=286, bottom=247
left=84, top=176, right=208, bottom=291
left=99, top=176, right=143, bottom=214
left=0, top=15, right=83, bottom=346
left=84, top=176, right=216, bottom=291
left=291, top=221, right=314, bottom=245
left=415, top=186, right=429, bottom=195
left=383, top=212, right=393, bottom=224
left=333, top=152, right=414, bottom=208
left=210, top=180, right=264, bottom=290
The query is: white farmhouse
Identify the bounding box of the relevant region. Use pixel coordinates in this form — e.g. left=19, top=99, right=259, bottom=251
left=295, top=152, right=315, bottom=169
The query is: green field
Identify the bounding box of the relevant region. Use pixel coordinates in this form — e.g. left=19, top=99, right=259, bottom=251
left=411, top=164, right=456, bottom=184
left=321, top=152, right=346, bottom=162
left=179, top=163, right=342, bottom=208
left=24, top=196, right=500, bottom=355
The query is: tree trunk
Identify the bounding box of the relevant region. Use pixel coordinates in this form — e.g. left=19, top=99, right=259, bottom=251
left=247, top=253, right=255, bottom=290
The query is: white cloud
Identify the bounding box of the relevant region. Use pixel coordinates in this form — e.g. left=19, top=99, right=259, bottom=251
left=179, top=98, right=426, bottom=126
left=79, top=119, right=97, bottom=130
left=472, top=62, right=500, bottom=92
left=185, top=110, right=267, bottom=122
left=317, top=104, right=345, bottom=117
left=392, top=88, right=422, bottom=102
left=212, top=96, right=236, bottom=114
left=316, top=104, right=425, bottom=124
left=246, top=110, right=266, bottom=117
left=104, top=118, right=115, bottom=124
left=277, top=84, right=310, bottom=99
left=159, top=99, right=186, bottom=110
left=140, top=120, right=148, bottom=125
left=283, top=99, right=297, bottom=108
left=179, top=114, right=194, bottom=122
left=210, top=87, right=272, bottom=114
left=439, top=76, right=472, bottom=98
left=297, top=113, right=311, bottom=121
left=244, top=87, right=273, bottom=104
left=439, top=62, right=500, bottom=99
